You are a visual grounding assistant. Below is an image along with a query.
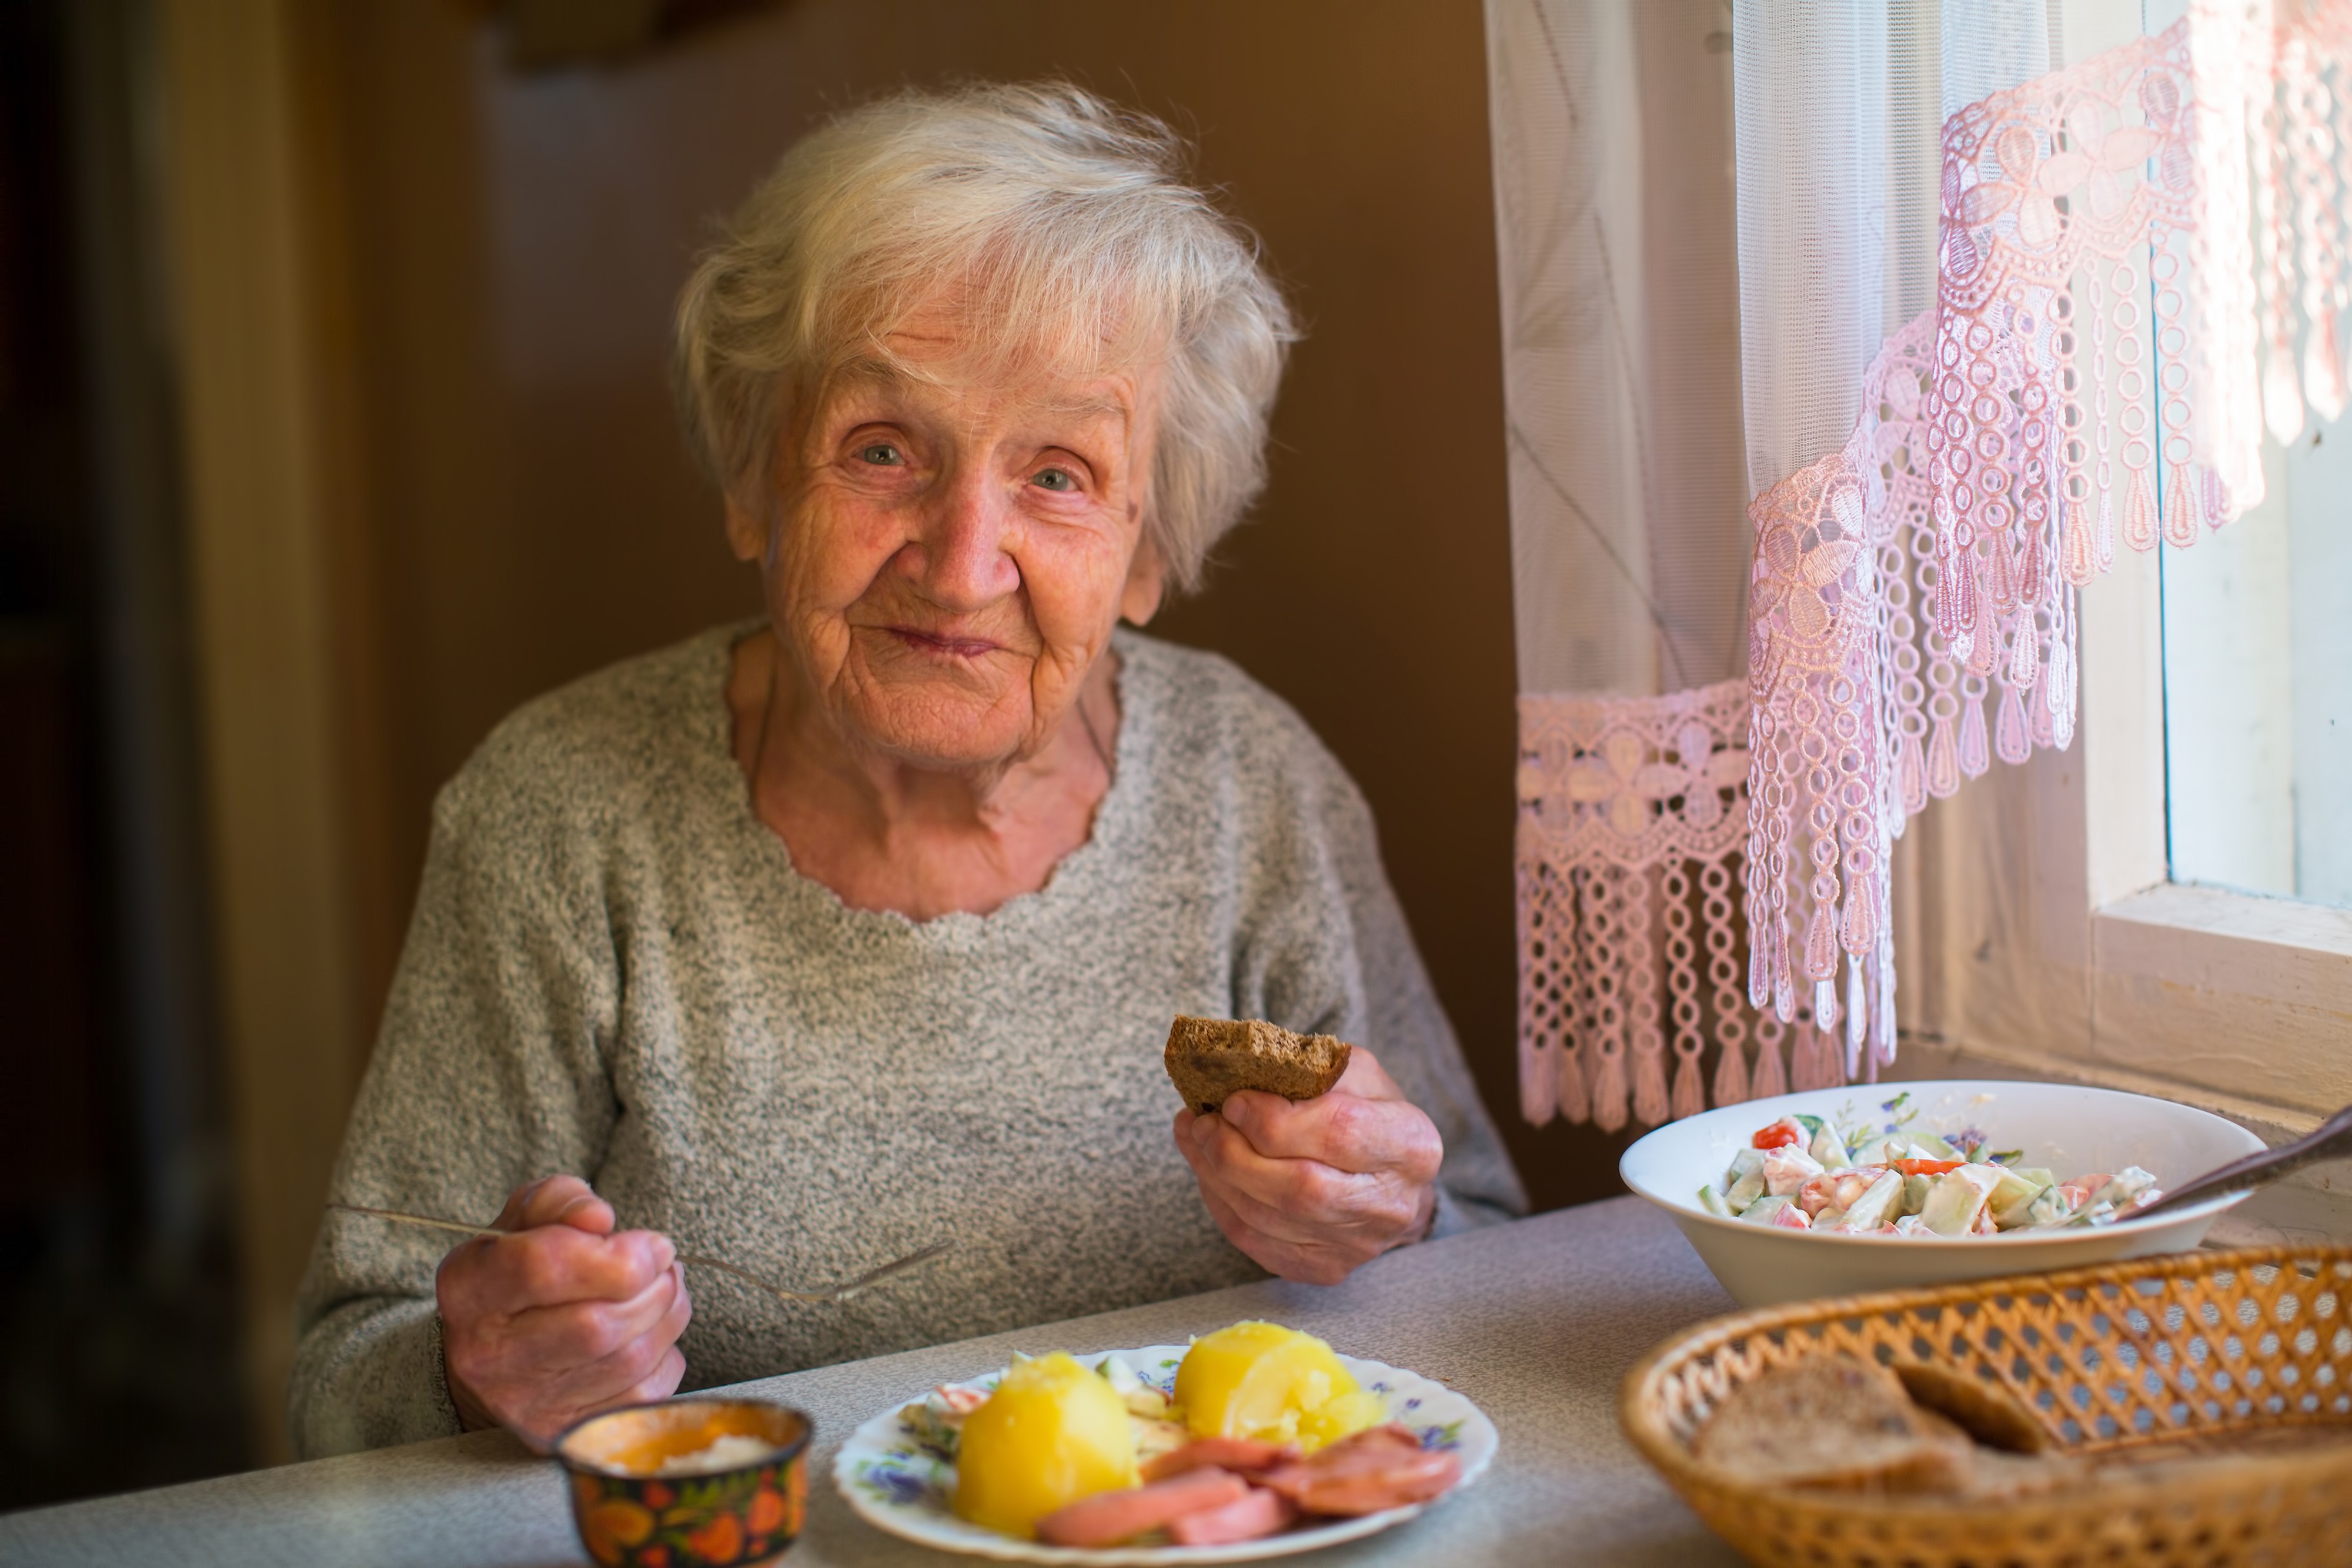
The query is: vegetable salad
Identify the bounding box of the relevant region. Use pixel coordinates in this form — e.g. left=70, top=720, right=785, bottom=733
left=1696, top=1093, right=2162, bottom=1236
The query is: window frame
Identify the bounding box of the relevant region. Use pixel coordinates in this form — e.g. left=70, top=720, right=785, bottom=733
left=1892, top=539, right=2352, bottom=1136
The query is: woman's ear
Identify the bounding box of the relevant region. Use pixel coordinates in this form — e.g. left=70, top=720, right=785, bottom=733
left=724, top=495, right=766, bottom=563
left=1120, top=536, right=1167, bottom=626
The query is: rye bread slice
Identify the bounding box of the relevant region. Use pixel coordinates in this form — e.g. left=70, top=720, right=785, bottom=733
left=1164, top=1017, right=1352, bottom=1115
left=1960, top=1445, right=2082, bottom=1501
left=1892, top=1360, right=2054, bottom=1454
left=1691, top=1358, right=1977, bottom=1494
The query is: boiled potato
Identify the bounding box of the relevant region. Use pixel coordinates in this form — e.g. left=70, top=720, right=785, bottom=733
left=1299, top=1387, right=1388, bottom=1449
left=1174, top=1322, right=1381, bottom=1452
left=953, top=1353, right=1139, bottom=1537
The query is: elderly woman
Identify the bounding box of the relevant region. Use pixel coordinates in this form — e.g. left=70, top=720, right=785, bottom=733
left=292, top=81, right=1523, bottom=1458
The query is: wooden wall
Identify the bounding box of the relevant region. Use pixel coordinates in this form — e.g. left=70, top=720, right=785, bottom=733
left=170, top=0, right=1628, bottom=1460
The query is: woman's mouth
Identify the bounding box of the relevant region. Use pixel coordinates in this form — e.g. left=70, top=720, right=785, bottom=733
left=884, top=626, right=1002, bottom=660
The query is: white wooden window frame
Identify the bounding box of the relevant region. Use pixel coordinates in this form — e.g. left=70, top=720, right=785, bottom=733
left=1893, top=537, right=2352, bottom=1139
left=1889, top=0, right=2351, bottom=1142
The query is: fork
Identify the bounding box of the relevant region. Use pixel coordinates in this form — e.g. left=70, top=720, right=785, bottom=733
left=326, top=1202, right=954, bottom=1306
left=2124, top=1101, right=2352, bottom=1221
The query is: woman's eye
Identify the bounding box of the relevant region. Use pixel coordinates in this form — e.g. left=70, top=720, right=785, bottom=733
left=857, top=443, right=903, bottom=466
left=1031, top=467, right=1077, bottom=492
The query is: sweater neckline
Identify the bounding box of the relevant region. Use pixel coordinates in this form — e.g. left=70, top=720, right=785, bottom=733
left=690, top=620, right=1147, bottom=938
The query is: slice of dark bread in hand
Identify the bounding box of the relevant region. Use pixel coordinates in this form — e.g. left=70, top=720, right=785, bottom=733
left=1692, top=1358, right=1976, bottom=1493
left=1164, top=1017, right=1352, bottom=1115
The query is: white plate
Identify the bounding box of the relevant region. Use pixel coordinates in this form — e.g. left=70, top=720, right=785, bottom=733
left=831, top=1343, right=1496, bottom=1564
left=1619, top=1079, right=2267, bottom=1308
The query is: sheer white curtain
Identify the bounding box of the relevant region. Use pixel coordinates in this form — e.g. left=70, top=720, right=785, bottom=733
left=1733, top=0, right=2058, bottom=1084
left=1496, top=0, right=2348, bottom=1132
left=1485, top=0, right=1749, bottom=701
left=1734, top=2, right=2080, bottom=492
left=1487, top=0, right=1756, bottom=1129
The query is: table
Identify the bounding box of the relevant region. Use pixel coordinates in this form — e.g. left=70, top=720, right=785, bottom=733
left=0, top=1197, right=1744, bottom=1567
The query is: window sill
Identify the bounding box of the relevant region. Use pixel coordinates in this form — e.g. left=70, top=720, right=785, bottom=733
left=2099, top=881, right=2352, bottom=962
left=2083, top=883, right=2352, bottom=1113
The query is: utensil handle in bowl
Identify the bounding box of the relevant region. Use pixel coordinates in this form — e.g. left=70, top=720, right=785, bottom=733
left=2129, top=1102, right=2352, bottom=1219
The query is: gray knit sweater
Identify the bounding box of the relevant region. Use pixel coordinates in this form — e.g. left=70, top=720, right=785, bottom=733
left=290, top=624, right=1525, bottom=1459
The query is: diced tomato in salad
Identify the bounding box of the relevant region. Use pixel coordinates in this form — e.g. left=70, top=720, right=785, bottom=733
left=1892, top=1158, right=1964, bottom=1176
left=1750, top=1116, right=1806, bottom=1150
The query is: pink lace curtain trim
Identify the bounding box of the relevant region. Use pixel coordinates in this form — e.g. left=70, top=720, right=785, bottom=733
left=1519, top=0, right=2352, bottom=1131
left=1515, top=684, right=1844, bottom=1132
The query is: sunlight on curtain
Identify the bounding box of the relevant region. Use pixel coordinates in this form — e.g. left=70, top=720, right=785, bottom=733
left=1733, top=0, right=2056, bottom=1091
left=1498, top=0, right=2352, bottom=1131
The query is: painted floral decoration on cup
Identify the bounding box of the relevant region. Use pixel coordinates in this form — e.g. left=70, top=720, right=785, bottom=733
left=557, top=1398, right=812, bottom=1567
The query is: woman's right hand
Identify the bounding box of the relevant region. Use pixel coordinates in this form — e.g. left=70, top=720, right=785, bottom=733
left=436, top=1175, right=692, bottom=1448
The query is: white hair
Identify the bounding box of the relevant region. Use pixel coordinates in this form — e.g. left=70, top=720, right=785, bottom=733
left=674, top=81, right=1298, bottom=594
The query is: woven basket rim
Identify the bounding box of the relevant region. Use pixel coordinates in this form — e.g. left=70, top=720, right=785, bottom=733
left=1619, top=1242, right=2352, bottom=1517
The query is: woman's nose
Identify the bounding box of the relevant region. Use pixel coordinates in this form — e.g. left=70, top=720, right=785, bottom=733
left=905, top=466, right=1021, bottom=610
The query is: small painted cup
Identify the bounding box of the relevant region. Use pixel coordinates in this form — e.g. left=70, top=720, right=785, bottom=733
left=556, top=1398, right=813, bottom=1567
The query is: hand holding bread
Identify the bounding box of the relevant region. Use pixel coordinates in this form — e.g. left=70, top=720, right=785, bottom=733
left=1167, top=1018, right=1443, bottom=1286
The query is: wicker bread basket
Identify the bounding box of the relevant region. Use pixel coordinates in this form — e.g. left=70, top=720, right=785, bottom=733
left=1621, top=1245, right=2352, bottom=1567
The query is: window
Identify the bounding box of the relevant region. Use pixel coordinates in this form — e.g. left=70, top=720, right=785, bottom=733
left=1887, top=8, right=2352, bottom=1134
left=2163, top=430, right=2352, bottom=911
left=1895, top=451, right=2352, bottom=1134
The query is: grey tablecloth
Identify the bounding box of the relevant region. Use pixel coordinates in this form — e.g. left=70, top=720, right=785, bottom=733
left=0, top=1196, right=1742, bottom=1567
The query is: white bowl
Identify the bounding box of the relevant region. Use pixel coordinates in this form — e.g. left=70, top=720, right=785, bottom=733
left=1619, top=1079, right=2266, bottom=1308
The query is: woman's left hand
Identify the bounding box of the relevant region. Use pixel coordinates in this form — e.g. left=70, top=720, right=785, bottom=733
left=1173, top=1048, right=1444, bottom=1285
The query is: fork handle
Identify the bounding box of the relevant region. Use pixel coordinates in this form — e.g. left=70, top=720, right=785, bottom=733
left=675, top=1253, right=828, bottom=1305
left=2129, top=1102, right=2352, bottom=1220
left=328, top=1202, right=505, bottom=1241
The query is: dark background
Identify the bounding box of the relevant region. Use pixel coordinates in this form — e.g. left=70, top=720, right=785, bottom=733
left=1, top=0, right=1645, bottom=1506
left=1, top=0, right=241, bottom=1509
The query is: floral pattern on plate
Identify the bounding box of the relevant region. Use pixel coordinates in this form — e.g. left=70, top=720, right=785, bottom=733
left=832, top=1344, right=1496, bottom=1565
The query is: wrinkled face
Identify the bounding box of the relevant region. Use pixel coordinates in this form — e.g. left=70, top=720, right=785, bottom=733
left=731, top=296, right=1167, bottom=774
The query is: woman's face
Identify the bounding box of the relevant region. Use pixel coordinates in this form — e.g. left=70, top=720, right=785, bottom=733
left=730, top=296, right=1167, bottom=774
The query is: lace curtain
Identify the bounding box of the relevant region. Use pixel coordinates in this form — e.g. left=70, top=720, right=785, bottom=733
left=1486, top=0, right=1758, bottom=1129
left=1495, top=0, right=2352, bottom=1132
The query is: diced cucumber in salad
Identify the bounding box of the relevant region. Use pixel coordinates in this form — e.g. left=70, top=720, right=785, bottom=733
left=1695, top=1092, right=2162, bottom=1236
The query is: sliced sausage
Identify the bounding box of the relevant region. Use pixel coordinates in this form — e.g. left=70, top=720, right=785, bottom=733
left=1272, top=1450, right=1459, bottom=1516
left=1034, top=1467, right=1249, bottom=1547
left=1140, top=1437, right=1299, bottom=1483
left=1257, top=1425, right=1462, bottom=1516
left=1165, top=1485, right=1298, bottom=1546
